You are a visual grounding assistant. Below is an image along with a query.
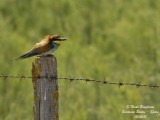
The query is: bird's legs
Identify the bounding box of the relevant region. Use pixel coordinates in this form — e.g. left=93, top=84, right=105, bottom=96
left=37, top=54, right=54, bottom=58
left=46, top=54, right=54, bottom=57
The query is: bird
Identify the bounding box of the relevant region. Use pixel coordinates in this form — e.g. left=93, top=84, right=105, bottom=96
left=16, top=35, right=67, bottom=60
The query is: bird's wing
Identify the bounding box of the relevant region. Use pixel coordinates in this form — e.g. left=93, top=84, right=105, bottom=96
left=16, top=39, right=52, bottom=60
left=29, top=41, right=52, bottom=54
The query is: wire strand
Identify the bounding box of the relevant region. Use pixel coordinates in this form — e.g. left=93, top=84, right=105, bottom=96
left=0, top=74, right=159, bottom=88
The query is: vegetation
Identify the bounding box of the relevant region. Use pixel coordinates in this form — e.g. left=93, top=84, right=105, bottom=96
left=0, top=0, right=160, bottom=120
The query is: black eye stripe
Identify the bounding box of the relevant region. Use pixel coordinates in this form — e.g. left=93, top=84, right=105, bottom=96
left=53, top=39, right=62, bottom=41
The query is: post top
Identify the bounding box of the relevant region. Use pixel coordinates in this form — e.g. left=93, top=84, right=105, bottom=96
left=36, top=55, right=56, bottom=59
left=34, top=55, right=57, bottom=64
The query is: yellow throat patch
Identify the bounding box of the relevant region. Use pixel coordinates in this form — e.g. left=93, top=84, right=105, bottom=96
left=54, top=41, right=64, bottom=45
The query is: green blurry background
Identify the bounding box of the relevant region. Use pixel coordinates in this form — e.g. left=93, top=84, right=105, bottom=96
left=0, top=0, right=160, bottom=120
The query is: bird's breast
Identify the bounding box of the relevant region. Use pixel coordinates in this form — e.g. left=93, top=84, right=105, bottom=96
left=40, top=43, right=59, bottom=56
left=52, top=43, right=59, bottom=50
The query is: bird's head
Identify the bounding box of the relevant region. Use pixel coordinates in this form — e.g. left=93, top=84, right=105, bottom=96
left=48, top=35, right=67, bottom=45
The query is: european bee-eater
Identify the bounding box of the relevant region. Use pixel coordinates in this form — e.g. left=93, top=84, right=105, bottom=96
left=17, top=35, right=67, bottom=60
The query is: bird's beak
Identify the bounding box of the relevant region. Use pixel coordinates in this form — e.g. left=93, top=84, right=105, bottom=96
left=58, top=37, right=67, bottom=41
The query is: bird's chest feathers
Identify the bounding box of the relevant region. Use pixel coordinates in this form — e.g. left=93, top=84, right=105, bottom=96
left=52, top=43, right=59, bottom=51
left=41, top=43, right=59, bottom=55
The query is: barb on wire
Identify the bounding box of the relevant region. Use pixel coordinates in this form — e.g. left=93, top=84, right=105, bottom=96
left=0, top=74, right=160, bottom=88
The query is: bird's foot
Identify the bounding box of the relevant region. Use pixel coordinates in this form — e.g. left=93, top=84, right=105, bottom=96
left=46, top=54, right=54, bottom=57
left=37, top=54, right=54, bottom=58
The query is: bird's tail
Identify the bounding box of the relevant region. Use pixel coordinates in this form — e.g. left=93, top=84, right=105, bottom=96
left=16, top=51, right=37, bottom=60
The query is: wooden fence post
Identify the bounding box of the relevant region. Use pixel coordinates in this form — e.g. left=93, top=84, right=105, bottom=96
left=32, top=56, right=58, bottom=120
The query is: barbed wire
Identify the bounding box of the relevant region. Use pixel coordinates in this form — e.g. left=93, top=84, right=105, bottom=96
left=0, top=74, right=159, bottom=88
